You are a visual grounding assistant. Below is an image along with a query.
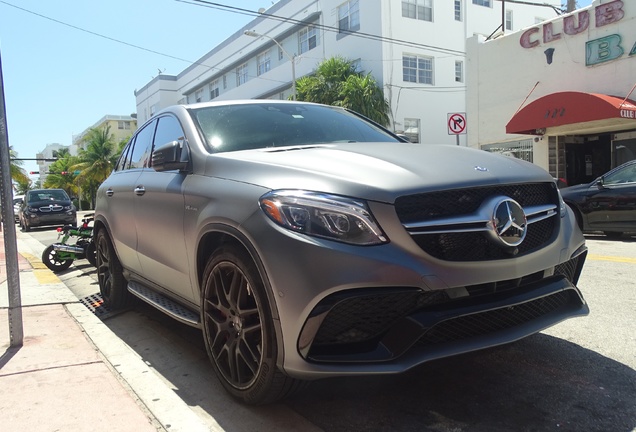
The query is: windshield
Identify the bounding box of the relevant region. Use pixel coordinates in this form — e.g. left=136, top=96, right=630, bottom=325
left=27, top=190, right=70, bottom=202
left=190, top=103, right=398, bottom=153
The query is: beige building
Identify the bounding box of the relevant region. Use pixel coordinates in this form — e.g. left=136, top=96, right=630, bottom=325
left=72, top=115, right=138, bottom=148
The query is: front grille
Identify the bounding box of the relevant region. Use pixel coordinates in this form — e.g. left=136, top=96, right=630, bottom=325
left=395, top=183, right=557, bottom=223
left=416, top=290, right=571, bottom=347
left=412, top=217, right=555, bottom=261
left=303, top=278, right=586, bottom=363
left=395, top=183, right=559, bottom=261
left=38, top=204, right=64, bottom=213
left=312, top=290, right=449, bottom=347
left=554, top=251, right=586, bottom=284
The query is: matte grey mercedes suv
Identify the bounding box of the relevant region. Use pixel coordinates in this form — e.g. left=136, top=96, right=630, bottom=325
left=94, top=100, right=588, bottom=404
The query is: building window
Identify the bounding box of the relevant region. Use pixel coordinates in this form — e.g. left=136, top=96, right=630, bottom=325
left=257, top=51, right=271, bottom=76
left=402, top=0, right=433, bottom=22
left=118, top=121, right=131, bottom=130
left=454, top=0, right=462, bottom=21
left=279, top=92, right=285, bottom=100
left=236, top=63, right=248, bottom=86
left=473, top=0, right=491, bottom=7
left=279, top=47, right=284, bottom=61
left=505, top=10, right=513, bottom=30
left=209, top=80, right=220, bottom=100
left=404, top=119, right=420, bottom=143
left=194, top=88, right=204, bottom=103
left=338, top=1, right=360, bottom=32
left=299, top=26, right=318, bottom=54
left=455, top=60, right=463, bottom=83
left=223, top=75, right=227, bottom=89
left=403, top=55, right=434, bottom=84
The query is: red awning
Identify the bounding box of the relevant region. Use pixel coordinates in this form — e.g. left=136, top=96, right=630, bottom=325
left=506, top=91, right=636, bottom=135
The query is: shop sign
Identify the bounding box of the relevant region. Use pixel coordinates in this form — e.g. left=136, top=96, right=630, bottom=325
left=519, top=0, right=636, bottom=66
left=520, top=0, right=625, bottom=48
left=620, top=109, right=635, bottom=119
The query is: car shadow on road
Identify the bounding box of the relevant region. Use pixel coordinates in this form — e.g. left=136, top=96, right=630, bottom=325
left=102, top=303, right=636, bottom=432
left=584, top=233, right=636, bottom=243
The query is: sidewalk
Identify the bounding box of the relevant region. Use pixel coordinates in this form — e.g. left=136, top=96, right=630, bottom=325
left=0, top=224, right=213, bottom=432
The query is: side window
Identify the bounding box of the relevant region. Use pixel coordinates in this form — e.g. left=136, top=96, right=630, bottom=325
left=605, top=164, right=636, bottom=185
left=153, top=115, right=185, bottom=152
left=115, top=136, right=135, bottom=172
left=129, top=119, right=157, bottom=169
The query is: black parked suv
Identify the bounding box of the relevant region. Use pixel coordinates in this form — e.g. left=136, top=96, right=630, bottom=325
left=95, top=100, right=588, bottom=404
left=19, top=189, right=76, bottom=231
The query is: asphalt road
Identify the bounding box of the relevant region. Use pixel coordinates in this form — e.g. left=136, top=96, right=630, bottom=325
left=26, top=224, right=636, bottom=432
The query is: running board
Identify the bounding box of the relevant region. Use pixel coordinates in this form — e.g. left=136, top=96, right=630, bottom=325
left=128, top=281, right=201, bottom=328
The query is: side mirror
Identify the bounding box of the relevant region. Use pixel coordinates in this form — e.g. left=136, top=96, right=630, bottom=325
left=152, top=139, right=190, bottom=172
left=595, top=177, right=605, bottom=189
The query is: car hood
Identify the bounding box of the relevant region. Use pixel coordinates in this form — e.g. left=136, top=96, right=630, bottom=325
left=205, top=143, right=554, bottom=203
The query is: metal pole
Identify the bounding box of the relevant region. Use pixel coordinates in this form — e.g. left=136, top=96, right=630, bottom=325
left=0, top=47, right=24, bottom=347
left=290, top=54, right=296, bottom=101
left=245, top=31, right=296, bottom=100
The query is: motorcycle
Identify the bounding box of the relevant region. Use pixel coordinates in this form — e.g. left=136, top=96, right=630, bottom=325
left=41, top=213, right=96, bottom=273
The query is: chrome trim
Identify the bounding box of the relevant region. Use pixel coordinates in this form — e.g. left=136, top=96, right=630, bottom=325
left=403, top=198, right=557, bottom=236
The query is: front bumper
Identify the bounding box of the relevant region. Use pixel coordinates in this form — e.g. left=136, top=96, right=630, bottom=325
left=26, top=211, right=76, bottom=227
left=239, top=196, right=588, bottom=380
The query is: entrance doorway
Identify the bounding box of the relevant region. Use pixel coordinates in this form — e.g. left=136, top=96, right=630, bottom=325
left=565, top=134, right=611, bottom=186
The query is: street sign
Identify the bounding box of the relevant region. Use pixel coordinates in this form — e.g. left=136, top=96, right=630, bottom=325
left=448, top=112, right=467, bottom=135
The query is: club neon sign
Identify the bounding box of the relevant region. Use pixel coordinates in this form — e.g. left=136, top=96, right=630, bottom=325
left=519, top=0, right=635, bottom=66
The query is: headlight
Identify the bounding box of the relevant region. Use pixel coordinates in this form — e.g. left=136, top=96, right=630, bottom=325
left=260, top=190, right=388, bottom=245
left=557, top=189, right=567, bottom=218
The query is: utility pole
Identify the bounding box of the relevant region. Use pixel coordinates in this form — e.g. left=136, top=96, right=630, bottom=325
left=0, top=47, right=24, bottom=347
left=567, top=0, right=577, bottom=12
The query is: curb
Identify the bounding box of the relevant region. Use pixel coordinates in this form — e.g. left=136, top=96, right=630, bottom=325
left=14, top=231, right=219, bottom=432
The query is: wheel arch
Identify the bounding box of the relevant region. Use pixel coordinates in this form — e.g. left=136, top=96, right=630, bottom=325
left=196, top=224, right=286, bottom=368
left=196, top=224, right=281, bottom=323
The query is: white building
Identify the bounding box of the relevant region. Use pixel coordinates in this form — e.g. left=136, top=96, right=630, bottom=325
left=35, top=115, right=137, bottom=185
left=467, top=0, right=636, bottom=185
left=135, top=0, right=561, bottom=146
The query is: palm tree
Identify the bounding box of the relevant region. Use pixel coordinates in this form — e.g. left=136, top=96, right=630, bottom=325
left=72, top=125, right=118, bottom=208
left=52, top=148, right=71, bottom=159
left=43, top=155, right=80, bottom=198
left=295, top=56, right=390, bottom=126
left=9, top=146, right=30, bottom=186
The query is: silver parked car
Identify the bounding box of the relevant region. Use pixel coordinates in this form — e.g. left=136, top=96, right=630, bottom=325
left=94, top=100, right=588, bottom=404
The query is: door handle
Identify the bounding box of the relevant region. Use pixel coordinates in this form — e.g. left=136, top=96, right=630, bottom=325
left=134, top=186, right=146, bottom=196
left=106, top=188, right=114, bottom=197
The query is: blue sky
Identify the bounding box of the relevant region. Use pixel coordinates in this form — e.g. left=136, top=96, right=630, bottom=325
left=1, top=0, right=594, bottom=175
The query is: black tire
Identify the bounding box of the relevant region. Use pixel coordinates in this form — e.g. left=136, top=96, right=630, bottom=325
left=24, top=220, right=31, bottom=232
left=85, top=241, right=97, bottom=267
left=41, top=244, right=73, bottom=272
left=201, top=245, right=305, bottom=405
left=96, top=229, right=132, bottom=309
